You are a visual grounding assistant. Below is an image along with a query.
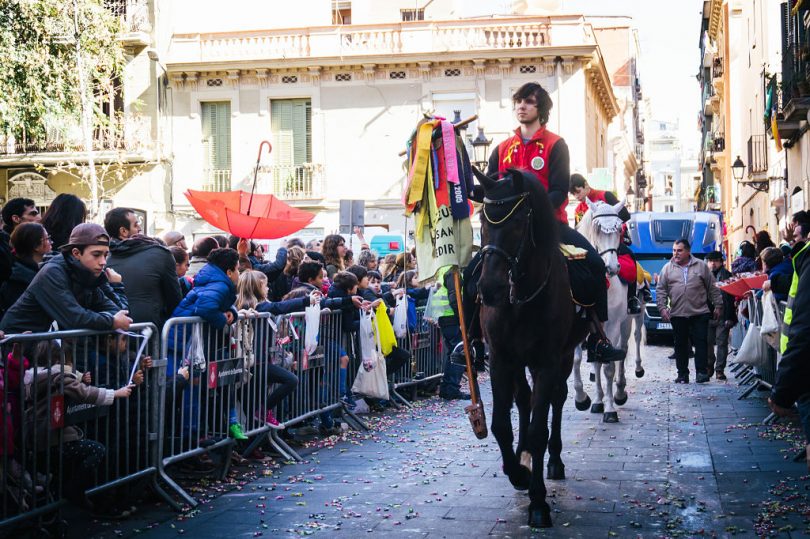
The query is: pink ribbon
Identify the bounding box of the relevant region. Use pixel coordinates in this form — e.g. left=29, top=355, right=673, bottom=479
left=439, top=120, right=460, bottom=185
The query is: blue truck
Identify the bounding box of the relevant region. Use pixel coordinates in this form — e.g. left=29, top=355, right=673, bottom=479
left=627, top=211, right=724, bottom=340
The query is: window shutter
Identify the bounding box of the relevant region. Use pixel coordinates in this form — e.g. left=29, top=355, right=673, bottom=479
left=271, top=99, right=311, bottom=166
left=201, top=102, right=231, bottom=170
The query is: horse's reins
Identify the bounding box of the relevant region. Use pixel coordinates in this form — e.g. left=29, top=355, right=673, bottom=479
left=480, top=192, right=551, bottom=305
left=590, top=213, right=621, bottom=275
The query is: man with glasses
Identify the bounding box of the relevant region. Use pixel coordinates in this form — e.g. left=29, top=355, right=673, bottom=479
left=0, top=197, right=41, bottom=285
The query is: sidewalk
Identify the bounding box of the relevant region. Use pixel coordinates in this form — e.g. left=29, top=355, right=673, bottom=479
left=88, top=343, right=807, bottom=538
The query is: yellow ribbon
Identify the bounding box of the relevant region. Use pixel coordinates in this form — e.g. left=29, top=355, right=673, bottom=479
left=405, top=122, right=437, bottom=210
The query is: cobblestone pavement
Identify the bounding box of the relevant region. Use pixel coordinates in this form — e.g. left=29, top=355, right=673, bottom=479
left=87, top=342, right=808, bottom=538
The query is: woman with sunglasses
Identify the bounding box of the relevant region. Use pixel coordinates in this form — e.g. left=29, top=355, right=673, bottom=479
left=0, top=223, right=52, bottom=317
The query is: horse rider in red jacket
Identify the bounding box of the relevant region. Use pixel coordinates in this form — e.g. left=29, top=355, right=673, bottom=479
left=480, top=82, right=624, bottom=363
left=570, top=174, right=643, bottom=314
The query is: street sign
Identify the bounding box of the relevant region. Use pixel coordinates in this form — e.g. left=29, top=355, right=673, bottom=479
left=339, top=199, right=365, bottom=233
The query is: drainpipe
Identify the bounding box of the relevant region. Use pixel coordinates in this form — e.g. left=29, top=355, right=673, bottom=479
left=555, top=57, right=563, bottom=133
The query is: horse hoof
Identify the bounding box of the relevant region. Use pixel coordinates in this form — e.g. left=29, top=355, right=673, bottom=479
left=590, top=402, right=604, bottom=414
left=528, top=507, right=553, bottom=528
left=614, top=394, right=628, bottom=406
left=635, top=367, right=645, bottom=378
left=575, top=396, right=591, bottom=411
left=547, top=462, right=566, bottom=480
left=589, top=372, right=595, bottom=382
left=603, top=411, right=619, bottom=423
left=507, top=465, right=531, bottom=491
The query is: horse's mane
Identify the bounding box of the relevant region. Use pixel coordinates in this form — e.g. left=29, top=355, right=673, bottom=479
left=506, top=168, right=560, bottom=249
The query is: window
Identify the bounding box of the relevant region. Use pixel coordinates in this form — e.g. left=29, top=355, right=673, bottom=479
left=332, top=1, right=351, bottom=24
left=271, top=99, right=314, bottom=197
left=201, top=102, right=232, bottom=191
left=401, top=8, right=425, bottom=21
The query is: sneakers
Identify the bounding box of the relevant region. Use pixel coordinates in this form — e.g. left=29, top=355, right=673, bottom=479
left=674, top=375, right=689, bottom=384
left=715, top=371, right=727, bottom=381
left=265, top=410, right=283, bottom=429
left=229, top=423, right=248, bottom=441
left=627, top=296, right=642, bottom=315
left=696, top=373, right=710, bottom=384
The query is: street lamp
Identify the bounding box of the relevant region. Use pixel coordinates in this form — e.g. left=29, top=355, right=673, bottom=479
left=626, top=187, right=636, bottom=212
left=471, top=127, right=491, bottom=171
left=732, top=155, right=746, bottom=181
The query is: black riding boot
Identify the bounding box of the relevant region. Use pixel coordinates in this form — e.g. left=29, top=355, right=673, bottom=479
left=627, top=280, right=642, bottom=314
left=586, top=310, right=626, bottom=364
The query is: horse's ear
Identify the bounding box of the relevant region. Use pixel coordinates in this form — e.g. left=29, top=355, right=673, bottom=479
left=471, top=166, right=497, bottom=192
left=585, top=197, right=597, bottom=212
left=613, top=200, right=626, bottom=213
left=510, top=169, right=525, bottom=192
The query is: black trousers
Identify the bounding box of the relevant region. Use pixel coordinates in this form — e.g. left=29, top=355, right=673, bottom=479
left=671, top=313, right=710, bottom=377
left=559, top=224, right=608, bottom=321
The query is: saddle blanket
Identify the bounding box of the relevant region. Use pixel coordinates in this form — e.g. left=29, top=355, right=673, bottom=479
left=560, top=244, right=587, bottom=260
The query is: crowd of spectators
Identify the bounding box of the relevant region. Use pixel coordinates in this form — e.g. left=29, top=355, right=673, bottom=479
left=0, top=198, right=468, bottom=519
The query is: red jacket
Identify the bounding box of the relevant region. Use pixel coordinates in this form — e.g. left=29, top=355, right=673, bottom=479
left=490, top=127, right=569, bottom=223
left=574, top=189, right=608, bottom=225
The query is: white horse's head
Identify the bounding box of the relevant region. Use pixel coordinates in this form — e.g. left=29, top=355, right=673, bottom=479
left=579, top=198, right=625, bottom=276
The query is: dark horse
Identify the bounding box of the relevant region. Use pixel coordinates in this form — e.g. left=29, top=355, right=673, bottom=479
left=473, top=167, right=589, bottom=528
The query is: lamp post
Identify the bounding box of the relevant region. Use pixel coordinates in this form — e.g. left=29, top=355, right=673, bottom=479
left=471, top=127, right=491, bottom=171
left=732, top=155, right=745, bottom=181
left=626, top=187, right=636, bottom=212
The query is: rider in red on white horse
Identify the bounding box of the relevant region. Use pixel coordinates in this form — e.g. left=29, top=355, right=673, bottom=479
left=570, top=174, right=643, bottom=315
left=481, top=82, right=624, bottom=363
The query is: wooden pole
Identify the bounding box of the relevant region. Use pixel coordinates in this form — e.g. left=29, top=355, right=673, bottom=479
left=453, top=269, right=488, bottom=439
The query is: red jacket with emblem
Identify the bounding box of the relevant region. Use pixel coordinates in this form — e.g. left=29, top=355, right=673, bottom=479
left=487, top=126, right=571, bottom=223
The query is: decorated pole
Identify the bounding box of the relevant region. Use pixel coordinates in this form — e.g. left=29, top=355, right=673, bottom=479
left=454, top=269, right=487, bottom=439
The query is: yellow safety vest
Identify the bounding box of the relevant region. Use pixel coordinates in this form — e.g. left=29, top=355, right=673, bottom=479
left=781, top=242, right=809, bottom=354
left=433, top=266, right=456, bottom=319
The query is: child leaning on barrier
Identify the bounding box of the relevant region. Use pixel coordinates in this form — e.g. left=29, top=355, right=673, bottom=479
left=168, top=248, right=241, bottom=438
left=235, top=270, right=320, bottom=429
left=24, top=339, right=142, bottom=517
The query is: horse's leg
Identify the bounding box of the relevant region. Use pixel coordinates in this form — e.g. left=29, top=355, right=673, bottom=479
left=572, top=344, right=591, bottom=411
left=614, top=356, right=628, bottom=406
left=514, top=370, right=533, bottom=472
left=526, top=368, right=554, bottom=528
left=634, top=314, right=645, bottom=378
left=546, top=371, right=568, bottom=481
left=590, top=363, right=605, bottom=414
left=602, top=360, right=619, bottom=423
left=490, top=360, right=528, bottom=490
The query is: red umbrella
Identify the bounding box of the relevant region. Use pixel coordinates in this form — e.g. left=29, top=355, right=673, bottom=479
left=184, top=141, right=315, bottom=239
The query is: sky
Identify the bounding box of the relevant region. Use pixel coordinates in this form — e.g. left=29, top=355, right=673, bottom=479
left=465, top=0, right=706, bottom=152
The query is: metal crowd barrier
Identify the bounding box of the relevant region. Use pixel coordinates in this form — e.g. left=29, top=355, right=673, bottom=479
left=730, top=295, right=785, bottom=419
left=1, top=305, right=448, bottom=530
left=0, top=323, right=161, bottom=535
left=388, top=306, right=444, bottom=407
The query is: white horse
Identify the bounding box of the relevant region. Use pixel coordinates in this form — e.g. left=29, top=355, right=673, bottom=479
left=572, top=199, right=628, bottom=423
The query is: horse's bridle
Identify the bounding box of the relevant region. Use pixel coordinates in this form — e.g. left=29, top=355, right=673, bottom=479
left=590, top=213, right=621, bottom=274
left=480, top=192, right=551, bottom=305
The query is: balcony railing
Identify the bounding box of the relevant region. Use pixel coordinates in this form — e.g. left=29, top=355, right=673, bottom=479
left=0, top=115, right=152, bottom=156
left=202, top=169, right=232, bottom=192
left=169, top=16, right=572, bottom=64
left=747, top=135, right=768, bottom=176
left=105, top=0, right=151, bottom=34
left=260, top=164, right=325, bottom=200
left=712, top=130, right=725, bottom=151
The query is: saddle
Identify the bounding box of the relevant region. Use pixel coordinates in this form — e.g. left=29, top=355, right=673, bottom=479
left=560, top=244, right=587, bottom=261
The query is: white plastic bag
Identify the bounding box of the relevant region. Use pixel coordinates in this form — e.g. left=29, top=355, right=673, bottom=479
left=734, top=323, right=769, bottom=368
left=423, top=286, right=441, bottom=326
left=351, top=353, right=389, bottom=400
left=760, top=290, right=781, bottom=349
left=359, top=310, right=377, bottom=365
left=392, top=295, right=408, bottom=338
left=304, top=303, right=320, bottom=355
left=185, top=323, right=206, bottom=371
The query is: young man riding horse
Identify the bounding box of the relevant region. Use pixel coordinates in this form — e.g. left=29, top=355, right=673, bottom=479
left=481, top=82, right=625, bottom=363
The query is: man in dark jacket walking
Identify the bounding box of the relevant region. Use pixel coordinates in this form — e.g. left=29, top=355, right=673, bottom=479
left=705, top=251, right=735, bottom=380
left=105, top=207, right=182, bottom=328
left=769, top=233, right=810, bottom=464
left=0, top=223, right=131, bottom=333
